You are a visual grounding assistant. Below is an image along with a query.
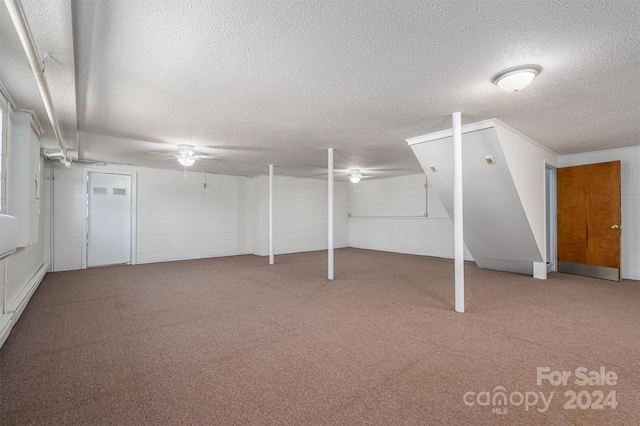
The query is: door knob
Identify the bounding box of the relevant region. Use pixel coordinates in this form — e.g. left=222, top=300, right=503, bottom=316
left=611, top=224, right=620, bottom=229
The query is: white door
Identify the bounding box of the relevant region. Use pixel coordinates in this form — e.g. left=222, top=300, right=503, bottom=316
left=87, top=172, right=133, bottom=267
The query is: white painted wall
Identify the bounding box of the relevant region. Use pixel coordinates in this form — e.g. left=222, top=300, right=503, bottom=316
left=49, top=163, right=83, bottom=271
left=349, top=174, right=472, bottom=260
left=495, top=123, right=560, bottom=259
left=43, top=162, right=53, bottom=266
left=0, top=101, right=47, bottom=348
left=0, top=91, right=9, bottom=213
left=11, top=111, right=42, bottom=247
left=50, top=164, right=349, bottom=270
left=4, top=190, right=44, bottom=305
left=0, top=90, right=12, bottom=343
left=351, top=146, right=638, bottom=281
left=560, top=146, right=640, bottom=280
left=50, top=163, right=253, bottom=271
left=2, top=149, right=45, bottom=307
left=249, top=176, right=269, bottom=256
left=136, top=168, right=251, bottom=263
left=251, top=174, right=349, bottom=256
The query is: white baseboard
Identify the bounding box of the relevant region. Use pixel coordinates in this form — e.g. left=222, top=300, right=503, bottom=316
left=0, top=313, right=13, bottom=348
left=7, top=262, right=49, bottom=322
left=1, top=262, right=49, bottom=350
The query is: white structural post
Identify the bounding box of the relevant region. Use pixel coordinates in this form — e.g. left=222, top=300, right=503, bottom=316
left=328, top=148, right=334, bottom=280
left=453, top=112, right=464, bottom=313
left=269, top=164, right=274, bottom=265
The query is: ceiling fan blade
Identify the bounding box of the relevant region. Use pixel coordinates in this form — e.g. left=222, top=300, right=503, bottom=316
left=149, top=151, right=177, bottom=156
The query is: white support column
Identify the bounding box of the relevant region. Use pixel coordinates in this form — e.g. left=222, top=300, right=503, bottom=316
left=328, top=148, right=334, bottom=280
left=269, top=164, right=274, bottom=265
left=453, top=112, right=464, bottom=313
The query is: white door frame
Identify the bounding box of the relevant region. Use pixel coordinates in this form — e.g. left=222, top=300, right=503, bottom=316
left=82, top=168, right=137, bottom=269
left=545, top=164, right=558, bottom=272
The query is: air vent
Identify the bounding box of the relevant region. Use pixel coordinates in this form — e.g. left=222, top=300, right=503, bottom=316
left=93, top=187, right=107, bottom=195
left=113, top=188, right=127, bottom=196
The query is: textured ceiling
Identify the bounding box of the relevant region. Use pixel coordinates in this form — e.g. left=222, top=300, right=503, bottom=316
left=0, top=0, right=78, bottom=149
left=1, top=0, right=638, bottom=178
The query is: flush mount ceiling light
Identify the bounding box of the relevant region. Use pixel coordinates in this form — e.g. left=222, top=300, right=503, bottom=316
left=492, top=65, right=541, bottom=92
left=349, top=170, right=362, bottom=183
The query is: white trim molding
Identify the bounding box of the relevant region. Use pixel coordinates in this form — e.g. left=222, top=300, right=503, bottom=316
left=7, top=263, right=48, bottom=322
left=406, top=118, right=559, bottom=157
left=1, top=262, right=49, bottom=349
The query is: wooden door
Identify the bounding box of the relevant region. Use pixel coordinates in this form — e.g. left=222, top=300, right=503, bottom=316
left=557, top=161, right=621, bottom=281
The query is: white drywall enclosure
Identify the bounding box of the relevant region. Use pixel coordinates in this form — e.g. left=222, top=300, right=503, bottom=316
left=408, top=119, right=559, bottom=277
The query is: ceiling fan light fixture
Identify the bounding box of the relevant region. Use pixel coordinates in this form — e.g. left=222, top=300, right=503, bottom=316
left=178, top=157, right=195, bottom=167
left=177, top=144, right=195, bottom=156
left=492, top=65, right=541, bottom=92
left=349, top=170, right=362, bottom=183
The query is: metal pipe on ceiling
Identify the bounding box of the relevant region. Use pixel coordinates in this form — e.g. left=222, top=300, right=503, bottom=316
left=4, top=0, right=70, bottom=167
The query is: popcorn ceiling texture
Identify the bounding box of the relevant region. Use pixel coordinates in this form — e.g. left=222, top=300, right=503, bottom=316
left=0, top=0, right=638, bottom=177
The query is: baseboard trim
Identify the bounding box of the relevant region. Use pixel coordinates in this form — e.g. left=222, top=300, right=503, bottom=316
left=7, top=262, right=49, bottom=324
left=0, top=313, right=13, bottom=348
left=559, top=261, right=619, bottom=281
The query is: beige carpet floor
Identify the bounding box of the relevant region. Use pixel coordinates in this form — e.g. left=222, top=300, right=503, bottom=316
left=1, top=248, right=638, bottom=425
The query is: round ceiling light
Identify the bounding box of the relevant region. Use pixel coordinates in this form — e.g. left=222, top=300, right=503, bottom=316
left=178, top=157, right=195, bottom=167
left=492, top=65, right=541, bottom=92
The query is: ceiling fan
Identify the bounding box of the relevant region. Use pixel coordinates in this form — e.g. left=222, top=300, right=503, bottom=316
left=149, top=144, right=215, bottom=178
left=150, top=144, right=214, bottom=164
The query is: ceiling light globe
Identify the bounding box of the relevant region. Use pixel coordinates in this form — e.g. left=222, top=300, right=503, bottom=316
left=178, top=157, right=195, bottom=167
left=497, top=71, right=536, bottom=92
left=349, top=170, right=362, bottom=183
